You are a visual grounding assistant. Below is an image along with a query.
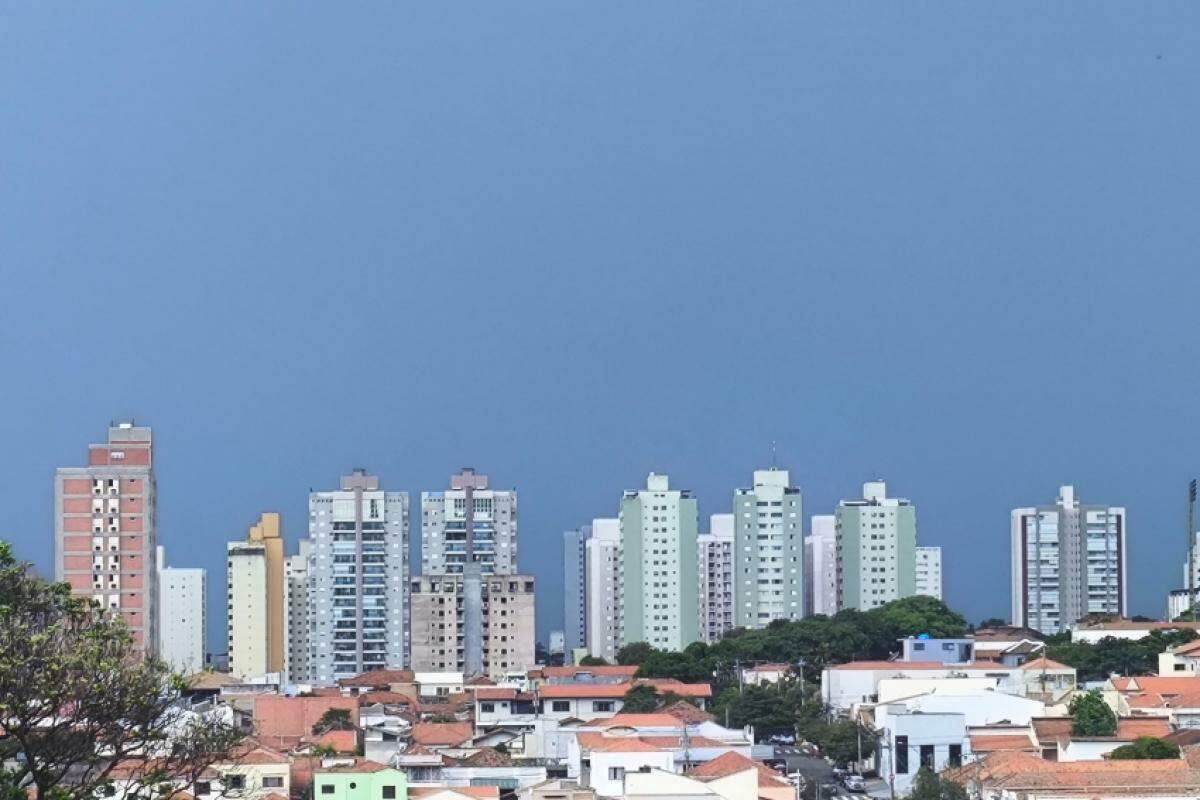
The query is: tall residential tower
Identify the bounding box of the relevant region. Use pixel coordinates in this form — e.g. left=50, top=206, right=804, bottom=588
left=734, top=469, right=804, bottom=626
left=805, top=515, right=838, bottom=616
left=309, top=470, right=410, bottom=685
left=563, top=525, right=591, bottom=658
left=585, top=518, right=622, bottom=662
left=55, top=422, right=158, bottom=654
left=1011, top=485, right=1125, bottom=635
left=618, top=473, right=699, bottom=651
left=698, top=514, right=734, bottom=644
left=836, top=481, right=917, bottom=611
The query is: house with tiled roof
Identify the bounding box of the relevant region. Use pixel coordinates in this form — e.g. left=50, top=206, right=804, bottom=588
left=1159, top=639, right=1200, bottom=676
left=690, top=751, right=793, bottom=800
left=310, top=758, right=406, bottom=800
left=821, top=660, right=1027, bottom=711
left=944, top=750, right=1200, bottom=800
left=1028, top=714, right=1172, bottom=761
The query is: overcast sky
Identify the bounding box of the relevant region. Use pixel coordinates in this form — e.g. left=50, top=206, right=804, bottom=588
left=3, top=3, right=1199, bottom=648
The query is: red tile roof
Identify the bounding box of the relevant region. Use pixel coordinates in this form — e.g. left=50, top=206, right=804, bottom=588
left=474, top=687, right=519, bottom=700
left=969, top=734, right=1035, bottom=753
left=338, top=669, right=415, bottom=687
left=411, top=722, right=475, bottom=746
left=577, top=732, right=671, bottom=753
left=539, top=680, right=711, bottom=699
left=945, top=751, right=1200, bottom=792
left=1019, top=657, right=1072, bottom=671
left=583, top=713, right=685, bottom=728
left=317, top=758, right=393, bottom=774
left=542, top=665, right=639, bottom=679
left=691, top=751, right=791, bottom=787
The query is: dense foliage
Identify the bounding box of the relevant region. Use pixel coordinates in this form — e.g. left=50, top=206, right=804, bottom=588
left=909, top=767, right=969, bottom=800
left=1108, top=736, right=1181, bottom=760
left=0, top=541, right=244, bottom=800
left=1068, top=690, right=1117, bottom=736
left=1047, top=629, right=1198, bottom=682
left=620, top=684, right=663, bottom=713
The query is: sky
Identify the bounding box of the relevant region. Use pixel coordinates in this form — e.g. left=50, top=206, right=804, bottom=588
left=2, top=3, right=1200, bottom=650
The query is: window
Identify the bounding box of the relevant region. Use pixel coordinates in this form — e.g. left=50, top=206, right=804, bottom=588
left=322, top=786, right=335, bottom=795
left=552, top=700, right=570, bottom=712
left=263, top=777, right=284, bottom=788
left=894, top=736, right=908, bottom=774
left=594, top=701, right=614, bottom=712
left=949, top=744, right=962, bottom=768
left=226, top=775, right=245, bottom=790
left=920, top=745, right=934, bottom=770
left=195, top=782, right=211, bottom=796
left=608, top=767, right=625, bottom=781
left=383, top=787, right=397, bottom=799
left=480, top=702, right=495, bottom=713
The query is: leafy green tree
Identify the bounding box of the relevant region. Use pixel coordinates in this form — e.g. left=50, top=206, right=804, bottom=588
left=621, top=684, right=662, bottom=713
left=617, top=642, right=655, bottom=666
left=314, top=707, right=355, bottom=733
left=812, top=719, right=874, bottom=767
left=1069, top=690, right=1117, bottom=736
left=578, top=655, right=609, bottom=666
left=908, top=767, right=968, bottom=800
left=0, top=541, right=245, bottom=800
left=1109, top=737, right=1181, bottom=760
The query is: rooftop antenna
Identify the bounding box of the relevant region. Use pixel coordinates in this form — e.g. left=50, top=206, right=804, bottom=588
left=770, top=440, right=778, bottom=469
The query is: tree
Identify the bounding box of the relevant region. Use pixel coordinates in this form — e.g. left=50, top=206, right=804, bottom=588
left=977, top=618, right=1007, bottom=630
left=617, top=642, right=654, bottom=666
left=621, top=684, right=661, bottom=713
left=314, top=707, right=355, bottom=733
left=0, top=541, right=245, bottom=800
left=578, top=655, right=609, bottom=666
left=908, top=767, right=968, bottom=800
left=1109, top=737, right=1181, bottom=760
left=813, top=719, right=875, bottom=768
left=1069, top=690, right=1117, bottom=736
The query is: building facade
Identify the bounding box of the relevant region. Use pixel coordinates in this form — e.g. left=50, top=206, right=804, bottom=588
left=618, top=473, right=699, bottom=651
left=733, top=468, right=804, bottom=627
left=1011, top=485, right=1126, bottom=635
left=227, top=535, right=268, bottom=679
left=563, top=525, right=590, bottom=656
left=54, top=422, right=158, bottom=654
left=284, top=538, right=311, bottom=684
left=421, top=468, right=518, bottom=677
left=309, top=470, right=410, bottom=685
left=805, top=514, right=838, bottom=616
left=836, top=481, right=917, bottom=611
left=915, top=546, right=943, bottom=600
left=585, top=518, right=621, bottom=662
left=156, top=547, right=205, bottom=674
left=409, top=573, right=536, bottom=677
left=698, top=513, right=734, bottom=644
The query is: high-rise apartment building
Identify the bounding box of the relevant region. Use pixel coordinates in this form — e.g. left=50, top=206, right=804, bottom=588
left=55, top=422, right=158, bottom=654
left=225, top=512, right=285, bottom=679
left=619, top=473, right=699, bottom=651
left=420, top=469, right=518, bottom=677
left=284, top=539, right=311, bottom=684
left=734, top=469, right=804, bottom=626
left=915, top=546, right=943, bottom=600
left=585, top=518, right=621, bottom=662
left=1011, top=485, right=1126, bottom=635
left=836, top=481, right=917, bottom=611
left=805, top=515, right=837, bottom=616
left=563, top=525, right=591, bottom=657
left=409, top=573, right=536, bottom=677
left=698, top=514, right=734, bottom=644
left=309, top=470, right=410, bottom=685
left=156, top=547, right=205, bottom=675
left=227, top=535, right=268, bottom=679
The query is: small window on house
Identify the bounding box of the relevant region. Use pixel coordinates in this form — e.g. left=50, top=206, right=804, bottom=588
left=608, top=767, right=625, bottom=781
left=949, top=744, right=962, bottom=768
left=383, top=787, right=397, bottom=799
left=481, top=702, right=495, bottom=713
left=195, top=782, right=211, bottom=796
left=552, top=700, right=570, bottom=712
left=322, top=785, right=335, bottom=795
left=263, top=777, right=284, bottom=788
left=226, top=775, right=245, bottom=790
left=594, top=701, right=614, bottom=712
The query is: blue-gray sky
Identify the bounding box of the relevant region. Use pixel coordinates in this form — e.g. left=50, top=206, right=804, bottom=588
left=3, top=3, right=1199, bottom=649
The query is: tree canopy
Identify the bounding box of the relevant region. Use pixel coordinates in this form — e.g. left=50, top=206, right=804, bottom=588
left=1068, top=690, right=1117, bottom=737
left=620, top=684, right=662, bottom=713
left=1047, top=630, right=1198, bottom=682
left=1109, top=737, right=1181, bottom=760
left=909, top=767, right=969, bottom=800
left=0, top=541, right=244, bottom=800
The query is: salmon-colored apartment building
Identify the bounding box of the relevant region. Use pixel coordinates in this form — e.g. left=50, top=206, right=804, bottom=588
left=54, top=422, right=157, bottom=654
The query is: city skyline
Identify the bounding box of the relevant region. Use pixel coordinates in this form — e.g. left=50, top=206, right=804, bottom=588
left=4, top=4, right=1200, bottom=651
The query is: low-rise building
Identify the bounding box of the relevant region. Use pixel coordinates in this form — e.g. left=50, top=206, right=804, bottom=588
left=311, top=758, right=407, bottom=800
left=945, top=750, right=1200, bottom=800
left=740, top=664, right=789, bottom=686
left=1160, top=640, right=1200, bottom=676
left=1071, top=619, right=1200, bottom=644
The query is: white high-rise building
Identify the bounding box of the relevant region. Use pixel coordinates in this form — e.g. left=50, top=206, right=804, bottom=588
left=836, top=481, right=918, bottom=611
left=585, top=518, right=621, bottom=662
left=227, top=537, right=268, bottom=680
left=698, top=514, right=734, bottom=644
left=915, top=546, right=943, bottom=600
left=156, top=547, right=205, bottom=675
left=421, top=471, right=517, bottom=576
left=1011, top=485, right=1126, bottom=635
left=284, top=539, right=311, bottom=684
left=619, top=473, right=700, bottom=651
left=734, top=469, right=804, bottom=627
left=805, top=515, right=837, bottom=616
left=309, top=469, right=410, bottom=685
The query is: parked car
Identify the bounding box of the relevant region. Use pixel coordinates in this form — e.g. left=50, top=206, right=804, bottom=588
left=843, top=775, right=867, bottom=792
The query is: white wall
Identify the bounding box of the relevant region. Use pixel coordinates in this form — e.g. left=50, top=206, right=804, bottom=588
left=158, top=549, right=206, bottom=675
